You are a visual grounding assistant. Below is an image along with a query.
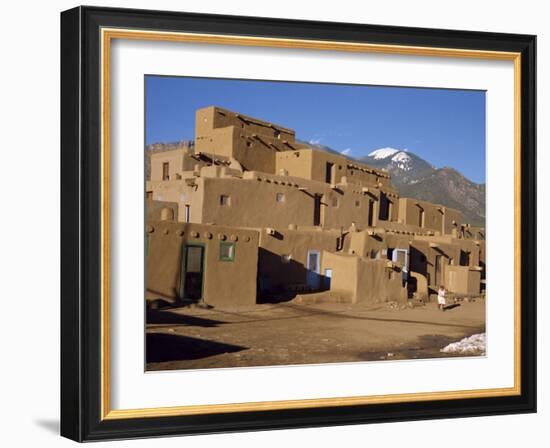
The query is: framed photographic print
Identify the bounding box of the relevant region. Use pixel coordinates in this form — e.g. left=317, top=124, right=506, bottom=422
left=60, top=6, right=536, bottom=441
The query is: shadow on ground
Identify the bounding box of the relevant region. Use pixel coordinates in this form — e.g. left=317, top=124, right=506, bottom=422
left=146, top=333, right=247, bottom=363
left=146, top=309, right=226, bottom=327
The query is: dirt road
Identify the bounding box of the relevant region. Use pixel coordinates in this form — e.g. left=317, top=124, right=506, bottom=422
left=146, top=299, right=485, bottom=371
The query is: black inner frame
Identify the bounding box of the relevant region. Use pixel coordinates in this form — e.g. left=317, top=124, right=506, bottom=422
left=60, top=6, right=536, bottom=442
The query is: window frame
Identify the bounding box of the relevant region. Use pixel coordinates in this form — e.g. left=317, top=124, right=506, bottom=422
left=219, top=241, right=236, bottom=262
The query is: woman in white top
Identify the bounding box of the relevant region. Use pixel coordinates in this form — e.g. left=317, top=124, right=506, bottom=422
left=438, top=285, right=446, bottom=311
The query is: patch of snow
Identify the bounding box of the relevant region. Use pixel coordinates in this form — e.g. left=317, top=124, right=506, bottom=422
left=440, top=333, right=486, bottom=356
left=390, top=152, right=413, bottom=171
left=368, top=147, right=400, bottom=159
left=391, top=152, right=411, bottom=163
left=341, top=148, right=351, bottom=156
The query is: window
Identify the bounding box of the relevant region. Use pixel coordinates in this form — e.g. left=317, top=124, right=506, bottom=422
left=355, top=200, right=360, bottom=207
left=220, top=242, right=236, bottom=261
left=276, top=193, right=285, bottom=203
left=332, top=197, right=338, bottom=207
left=184, top=205, right=190, bottom=223
left=220, top=195, right=231, bottom=206
left=274, top=130, right=281, bottom=139
left=162, top=162, right=169, bottom=180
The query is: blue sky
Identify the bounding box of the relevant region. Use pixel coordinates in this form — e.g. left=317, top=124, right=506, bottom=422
left=145, top=76, right=486, bottom=183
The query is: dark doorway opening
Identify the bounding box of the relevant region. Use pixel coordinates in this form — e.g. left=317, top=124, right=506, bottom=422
left=325, top=162, right=335, bottom=184
left=313, top=194, right=322, bottom=226
left=180, top=244, right=204, bottom=302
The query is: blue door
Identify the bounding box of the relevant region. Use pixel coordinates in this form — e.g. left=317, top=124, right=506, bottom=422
left=306, top=250, right=321, bottom=290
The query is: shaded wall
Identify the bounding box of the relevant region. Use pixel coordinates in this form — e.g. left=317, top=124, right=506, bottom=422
left=257, top=228, right=340, bottom=292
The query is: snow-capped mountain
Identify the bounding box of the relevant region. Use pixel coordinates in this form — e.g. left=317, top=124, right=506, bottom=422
left=361, top=147, right=485, bottom=226
left=368, top=147, right=400, bottom=160
left=361, top=147, right=434, bottom=186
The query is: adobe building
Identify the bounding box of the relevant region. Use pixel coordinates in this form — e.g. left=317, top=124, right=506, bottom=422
left=145, top=106, right=486, bottom=308
left=146, top=218, right=259, bottom=307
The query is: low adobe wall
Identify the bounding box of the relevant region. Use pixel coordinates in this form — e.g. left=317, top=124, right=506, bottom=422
left=322, top=251, right=407, bottom=304
left=445, top=266, right=482, bottom=295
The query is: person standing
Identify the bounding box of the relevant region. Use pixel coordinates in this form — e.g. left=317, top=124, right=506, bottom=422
left=438, top=285, right=447, bottom=311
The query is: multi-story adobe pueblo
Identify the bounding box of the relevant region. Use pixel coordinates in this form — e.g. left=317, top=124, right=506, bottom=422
left=146, top=106, right=486, bottom=308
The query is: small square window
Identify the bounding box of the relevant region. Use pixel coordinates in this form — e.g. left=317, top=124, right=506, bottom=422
left=220, top=242, right=236, bottom=261
left=276, top=193, right=285, bottom=203
left=355, top=200, right=360, bottom=207
left=220, top=195, right=231, bottom=206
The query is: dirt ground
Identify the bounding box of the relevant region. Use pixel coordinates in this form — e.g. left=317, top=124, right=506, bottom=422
left=145, top=298, right=486, bottom=371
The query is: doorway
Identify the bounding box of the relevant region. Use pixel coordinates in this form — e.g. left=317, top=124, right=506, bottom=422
left=313, top=195, right=322, bottom=226
left=325, top=162, right=335, bottom=184
left=180, top=244, right=204, bottom=302
left=306, top=250, right=321, bottom=290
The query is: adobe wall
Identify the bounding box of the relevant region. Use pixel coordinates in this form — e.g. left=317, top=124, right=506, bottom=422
left=320, top=252, right=358, bottom=301
left=442, top=207, right=464, bottom=235
left=257, top=228, right=340, bottom=291
left=194, top=106, right=297, bottom=174
left=146, top=200, right=179, bottom=222
left=276, top=149, right=314, bottom=179
left=150, top=147, right=204, bottom=181
left=321, top=252, right=407, bottom=304
left=356, top=257, right=408, bottom=304
left=276, top=148, right=391, bottom=189
left=146, top=178, right=205, bottom=223
left=410, top=237, right=481, bottom=289
left=445, top=266, right=482, bottom=295
left=345, top=160, right=391, bottom=189
left=398, top=197, right=444, bottom=233
left=145, top=221, right=259, bottom=307
left=201, top=176, right=315, bottom=228
left=398, top=198, right=466, bottom=236
left=181, top=171, right=388, bottom=230
left=346, top=230, right=412, bottom=259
